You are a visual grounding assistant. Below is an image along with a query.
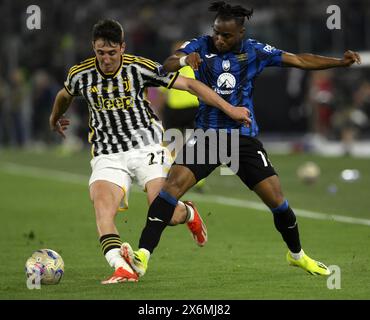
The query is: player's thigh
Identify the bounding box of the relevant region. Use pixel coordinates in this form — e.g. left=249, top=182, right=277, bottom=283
left=136, top=144, right=197, bottom=199
left=233, top=137, right=277, bottom=190
left=174, top=135, right=219, bottom=186
left=89, top=154, right=132, bottom=211
left=253, top=175, right=285, bottom=208
left=132, top=144, right=172, bottom=191
left=89, top=180, right=125, bottom=215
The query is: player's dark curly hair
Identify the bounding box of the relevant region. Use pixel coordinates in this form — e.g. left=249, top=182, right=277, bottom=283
left=209, top=1, right=253, bottom=26
left=92, top=19, right=124, bottom=45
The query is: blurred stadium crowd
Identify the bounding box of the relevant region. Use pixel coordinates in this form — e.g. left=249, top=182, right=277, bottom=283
left=0, top=0, right=369, bottom=155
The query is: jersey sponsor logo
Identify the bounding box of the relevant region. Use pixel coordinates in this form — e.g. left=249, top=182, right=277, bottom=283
left=93, top=95, right=133, bottom=111
left=222, top=60, right=230, bottom=71
left=205, top=53, right=217, bottom=59
left=215, top=73, right=236, bottom=95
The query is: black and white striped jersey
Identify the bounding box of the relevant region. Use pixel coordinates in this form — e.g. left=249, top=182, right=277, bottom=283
left=64, top=54, right=179, bottom=157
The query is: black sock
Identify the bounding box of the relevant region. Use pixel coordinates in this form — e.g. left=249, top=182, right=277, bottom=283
left=139, top=190, right=177, bottom=253
left=271, top=200, right=302, bottom=253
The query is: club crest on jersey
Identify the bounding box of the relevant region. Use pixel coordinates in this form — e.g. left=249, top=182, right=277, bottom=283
left=215, top=73, right=236, bottom=95
left=222, top=60, right=230, bottom=71
left=89, top=77, right=130, bottom=94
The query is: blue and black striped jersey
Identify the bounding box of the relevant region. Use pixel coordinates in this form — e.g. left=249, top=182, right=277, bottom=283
left=179, top=36, right=283, bottom=136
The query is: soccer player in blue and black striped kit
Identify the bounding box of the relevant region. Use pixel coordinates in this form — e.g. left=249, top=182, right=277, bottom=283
left=121, top=1, right=361, bottom=277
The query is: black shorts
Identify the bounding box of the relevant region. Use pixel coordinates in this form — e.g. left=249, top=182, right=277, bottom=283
left=174, top=131, right=277, bottom=190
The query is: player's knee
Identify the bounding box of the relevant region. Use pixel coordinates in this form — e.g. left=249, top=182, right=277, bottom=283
left=264, top=187, right=285, bottom=209
left=271, top=199, right=290, bottom=215
left=270, top=195, right=285, bottom=209
left=162, top=165, right=195, bottom=198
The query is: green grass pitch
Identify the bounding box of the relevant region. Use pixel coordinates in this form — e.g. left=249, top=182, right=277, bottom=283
left=0, top=149, right=369, bottom=299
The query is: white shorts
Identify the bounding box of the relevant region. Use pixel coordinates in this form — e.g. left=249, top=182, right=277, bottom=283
left=89, top=144, right=172, bottom=210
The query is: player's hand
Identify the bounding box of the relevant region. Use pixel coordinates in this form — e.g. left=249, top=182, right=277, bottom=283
left=50, top=117, right=70, bottom=139
left=228, top=106, right=252, bottom=127
left=342, top=50, right=361, bottom=67
left=185, top=52, right=202, bottom=70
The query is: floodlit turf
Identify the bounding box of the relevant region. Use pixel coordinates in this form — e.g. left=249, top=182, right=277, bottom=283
left=0, top=148, right=369, bottom=299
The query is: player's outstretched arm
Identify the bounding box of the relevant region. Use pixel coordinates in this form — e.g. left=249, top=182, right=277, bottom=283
left=172, top=75, right=251, bottom=126
left=282, top=50, right=361, bottom=70
left=49, top=88, right=73, bottom=138
left=163, top=52, right=202, bottom=72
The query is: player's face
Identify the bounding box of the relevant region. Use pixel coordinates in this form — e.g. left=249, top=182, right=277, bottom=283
left=93, top=38, right=125, bottom=74
left=212, top=18, right=245, bottom=53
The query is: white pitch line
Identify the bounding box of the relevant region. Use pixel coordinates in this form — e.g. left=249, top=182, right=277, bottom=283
left=1, top=162, right=370, bottom=227
left=188, top=193, right=370, bottom=227
left=0, top=162, right=88, bottom=185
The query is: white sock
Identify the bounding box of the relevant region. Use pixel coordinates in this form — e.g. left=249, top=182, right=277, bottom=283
left=182, top=202, right=194, bottom=223
left=105, top=248, right=133, bottom=271
left=290, top=249, right=304, bottom=260
left=138, top=248, right=151, bottom=261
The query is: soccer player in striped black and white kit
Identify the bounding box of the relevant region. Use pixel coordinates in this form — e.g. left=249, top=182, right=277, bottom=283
left=49, top=19, right=250, bottom=284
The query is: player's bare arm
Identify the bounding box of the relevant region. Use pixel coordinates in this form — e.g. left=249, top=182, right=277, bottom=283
left=164, top=52, right=202, bottom=72
left=282, top=50, right=361, bottom=70
left=49, top=88, right=73, bottom=138
left=173, top=75, right=251, bottom=126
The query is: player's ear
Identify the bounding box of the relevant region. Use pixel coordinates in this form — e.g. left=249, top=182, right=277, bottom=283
left=92, top=41, right=96, bottom=52
left=121, top=42, right=126, bottom=54
left=240, top=27, right=246, bottom=37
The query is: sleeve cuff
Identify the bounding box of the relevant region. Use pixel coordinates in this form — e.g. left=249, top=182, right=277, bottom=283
left=64, top=84, right=76, bottom=96
left=167, top=72, right=179, bottom=89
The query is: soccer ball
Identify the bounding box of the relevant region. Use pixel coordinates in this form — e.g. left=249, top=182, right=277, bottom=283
left=25, top=249, right=64, bottom=285
left=297, top=161, right=320, bottom=184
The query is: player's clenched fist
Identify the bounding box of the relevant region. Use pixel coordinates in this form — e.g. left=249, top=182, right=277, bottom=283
left=341, top=50, right=361, bottom=67
left=227, top=106, right=252, bottom=127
